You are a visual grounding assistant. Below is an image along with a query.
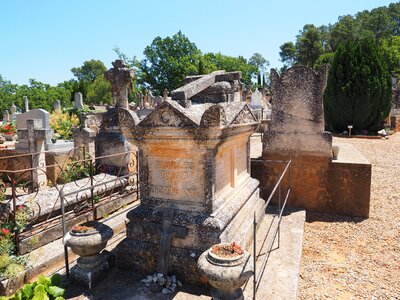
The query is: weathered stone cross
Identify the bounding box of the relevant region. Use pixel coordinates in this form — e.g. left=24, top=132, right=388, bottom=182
left=157, top=207, right=187, bottom=276
left=104, top=59, right=134, bottom=109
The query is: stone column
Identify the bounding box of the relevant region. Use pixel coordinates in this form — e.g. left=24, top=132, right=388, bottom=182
left=27, top=119, right=47, bottom=189
left=104, top=60, right=134, bottom=109
left=74, top=92, right=84, bottom=109
left=53, top=100, right=62, bottom=112
left=23, top=96, right=29, bottom=112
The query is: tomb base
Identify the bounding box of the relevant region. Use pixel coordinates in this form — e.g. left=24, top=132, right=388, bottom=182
left=115, top=177, right=265, bottom=285
left=70, top=251, right=114, bottom=288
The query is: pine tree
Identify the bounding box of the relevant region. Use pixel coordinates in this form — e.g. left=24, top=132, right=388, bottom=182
left=324, top=39, right=392, bottom=132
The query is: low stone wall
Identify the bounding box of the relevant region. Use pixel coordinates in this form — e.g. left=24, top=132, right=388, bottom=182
left=390, top=115, right=400, bottom=132
left=251, top=143, right=371, bottom=217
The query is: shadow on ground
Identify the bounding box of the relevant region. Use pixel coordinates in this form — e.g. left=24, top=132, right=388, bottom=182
left=64, top=268, right=211, bottom=300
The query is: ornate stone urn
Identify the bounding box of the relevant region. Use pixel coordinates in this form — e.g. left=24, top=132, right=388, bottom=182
left=198, top=243, right=253, bottom=300
left=63, top=221, right=114, bottom=287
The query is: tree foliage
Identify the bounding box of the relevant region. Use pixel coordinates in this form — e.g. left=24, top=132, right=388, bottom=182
left=71, top=59, right=107, bottom=97
left=202, top=52, right=258, bottom=86
left=324, top=39, right=392, bottom=131
left=279, top=2, right=400, bottom=74
left=295, top=24, right=324, bottom=67
left=140, top=31, right=202, bottom=95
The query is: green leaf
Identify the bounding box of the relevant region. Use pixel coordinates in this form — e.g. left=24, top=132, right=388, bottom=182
left=54, top=297, right=65, bottom=300
left=22, top=283, right=34, bottom=299
left=37, top=275, right=51, bottom=289
left=47, top=286, right=65, bottom=298
left=31, top=293, right=49, bottom=300
left=33, top=284, right=46, bottom=294
left=50, top=274, right=62, bottom=287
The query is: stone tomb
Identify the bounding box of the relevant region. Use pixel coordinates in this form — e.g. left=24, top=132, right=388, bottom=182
left=252, top=65, right=371, bottom=217
left=115, top=100, right=263, bottom=283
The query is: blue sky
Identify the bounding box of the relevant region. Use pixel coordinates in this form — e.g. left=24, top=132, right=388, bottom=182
left=0, top=0, right=396, bottom=85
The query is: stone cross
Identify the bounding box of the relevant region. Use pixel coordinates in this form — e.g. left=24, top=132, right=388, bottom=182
left=137, top=91, right=143, bottom=109
left=104, top=60, right=134, bottom=109
left=74, top=92, right=84, bottom=109
left=10, top=103, right=17, bottom=120
left=26, top=119, right=50, bottom=189
left=53, top=100, right=62, bottom=112
left=156, top=207, right=187, bottom=276
left=2, top=110, right=10, bottom=122
left=23, top=96, right=29, bottom=112
left=163, top=89, right=168, bottom=102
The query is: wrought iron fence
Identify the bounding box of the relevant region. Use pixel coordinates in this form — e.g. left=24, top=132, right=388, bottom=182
left=0, top=148, right=139, bottom=256
left=251, top=158, right=291, bottom=300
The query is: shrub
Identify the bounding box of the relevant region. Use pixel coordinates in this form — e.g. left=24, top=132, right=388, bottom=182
left=0, top=254, right=10, bottom=271
left=1, top=274, right=66, bottom=300
left=324, top=38, right=392, bottom=132
left=4, top=263, right=24, bottom=279
left=49, top=111, right=79, bottom=140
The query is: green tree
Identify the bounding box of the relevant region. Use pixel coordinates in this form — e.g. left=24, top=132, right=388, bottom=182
left=381, top=36, right=400, bottom=77
left=0, top=76, right=18, bottom=113
left=279, top=42, right=297, bottom=69
left=295, top=24, right=324, bottom=67
left=140, top=31, right=202, bottom=95
left=324, top=39, right=392, bottom=132
left=203, top=53, right=258, bottom=86
left=314, top=52, right=335, bottom=69
left=71, top=59, right=107, bottom=97
left=86, top=74, right=113, bottom=105
left=249, top=53, right=269, bottom=74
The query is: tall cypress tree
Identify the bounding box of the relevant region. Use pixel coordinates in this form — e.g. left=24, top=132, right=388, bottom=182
left=324, top=38, right=392, bottom=132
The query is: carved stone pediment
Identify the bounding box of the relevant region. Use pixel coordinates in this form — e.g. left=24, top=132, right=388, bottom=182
left=229, top=104, right=257, bottom=125
left=138, top=101, right=198, bottom=128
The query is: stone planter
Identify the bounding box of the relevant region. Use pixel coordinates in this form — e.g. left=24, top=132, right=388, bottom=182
left=63, top=221, right=114, bottom=288
left=198, top=243, right=253, bottom=300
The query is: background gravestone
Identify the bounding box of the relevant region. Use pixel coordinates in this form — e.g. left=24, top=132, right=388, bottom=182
left=74, top=92, right=84, bottom=109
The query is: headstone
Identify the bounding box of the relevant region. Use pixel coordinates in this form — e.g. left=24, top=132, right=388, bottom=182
left=23, top=96, right=29, bottom=112
left=24, top=119, right=52, bottom=189
left=264, top=65, right=331, bottom=155
left=104, top=60, right=134, bottom=109
left=15, top=109, right=54, bottom=151
left=163, top=89, right=168, bottom=101
left=74, top=92, right=84, bottom=109
left=53, top=100, right=62, bottom=112
left=250, top=89, right=263, bottom=109
left=145, top=90, right=155, bottom=108
left=154, top=96, right=163, bottom=107
left=16, top=109, right=50, bottom=130
left=2, top=110, right=10, bottom=122
left=137, top=92, right=144, bottom=109
left=10, top=103, right=17, bottom=120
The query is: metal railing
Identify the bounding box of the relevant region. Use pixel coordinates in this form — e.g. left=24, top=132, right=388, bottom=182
left=252, top=158, right=291, bottom=299
left=0, top=148, right=139, bottom=256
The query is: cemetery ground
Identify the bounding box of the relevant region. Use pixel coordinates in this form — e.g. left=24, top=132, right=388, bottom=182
left=61, top=133, right=399, bottom=299
left=298, top=133, right=400, bottom=299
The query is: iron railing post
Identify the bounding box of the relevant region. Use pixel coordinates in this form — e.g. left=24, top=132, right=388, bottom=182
left=11, top=173, right=19, bottom=255
left=60, top=190, right=69, bottom=278
left=253, top=211, right=257, bottom=300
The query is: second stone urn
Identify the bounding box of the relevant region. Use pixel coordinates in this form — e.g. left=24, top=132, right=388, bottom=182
left=198, top=242, right=253, bottom=300
left=63, top=221, right=114, bottom=288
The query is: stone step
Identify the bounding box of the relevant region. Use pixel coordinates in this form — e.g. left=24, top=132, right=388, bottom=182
left=25, top=200, right=139, bottom=283
left=243, top=207, right=306, bottom=300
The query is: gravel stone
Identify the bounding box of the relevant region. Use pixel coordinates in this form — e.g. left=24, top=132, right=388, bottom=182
left=298, top=134, right=400, bottom=299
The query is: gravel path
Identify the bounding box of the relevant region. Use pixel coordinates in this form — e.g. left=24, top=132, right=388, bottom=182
left=298, top=134, right=400, bottom=299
